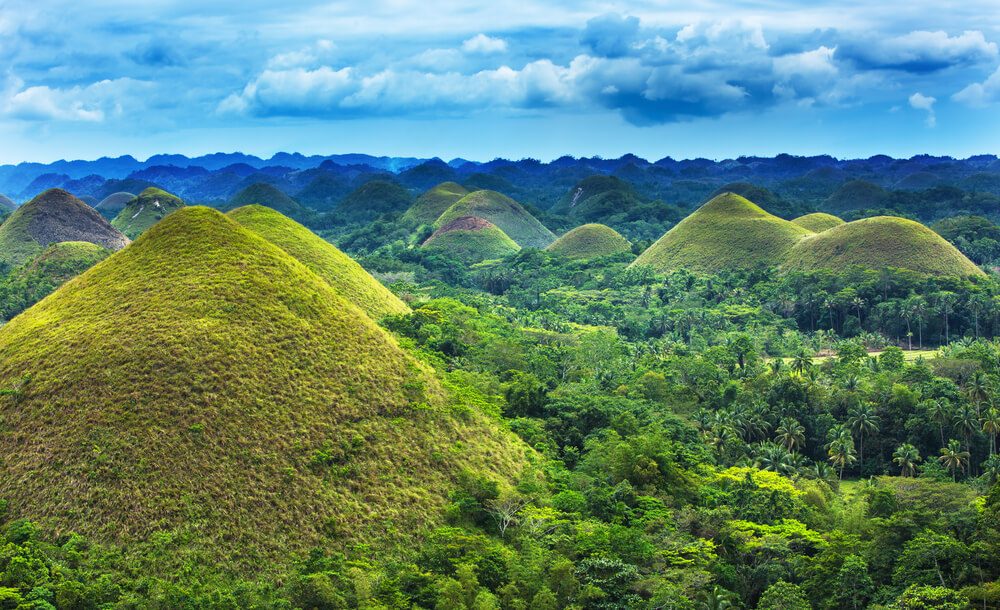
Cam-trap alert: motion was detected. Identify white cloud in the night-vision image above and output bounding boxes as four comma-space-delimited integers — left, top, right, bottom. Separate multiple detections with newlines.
842, 30, 997, 72
908, 92, 936, 127
952, 65, 1000, 107
462, 34, 507, 54
2, 78, 148, 122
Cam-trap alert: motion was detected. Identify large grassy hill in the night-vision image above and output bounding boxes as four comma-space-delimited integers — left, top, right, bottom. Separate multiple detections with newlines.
402, 181, 469, 227
630, 193, 811, 273
0, 206, 529, 572
791, 213, 845, 233
111, 187, 185, 239
546, 223, 632, 259
782, 216, 985, 277
0, 188, 129, 269
422, 215, 521, 263
227, 204, 409, 319
225, 182, 307, 218
436, 190, 556, 249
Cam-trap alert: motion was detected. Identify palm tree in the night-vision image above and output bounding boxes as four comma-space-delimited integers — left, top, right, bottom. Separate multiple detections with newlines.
911, 295, 928, 349
937, 292, 956, 345
696, 586, 736, 610
938, 439, 970, 482
981, 407, 1000, 456
954, 403, 981, 453
775, 417, 806, 453
849, 402, 881, 474
769, 359, 785, 376
901, 299, 915, 351
754, 442, 794, 474
828, 436, 858, 482
791, 351, 813, 376
892, 443, 921, 477
983, 454, 1000, 485
852, 295, 866, 328
926, 399, 951, 448
967, 371, 989, 418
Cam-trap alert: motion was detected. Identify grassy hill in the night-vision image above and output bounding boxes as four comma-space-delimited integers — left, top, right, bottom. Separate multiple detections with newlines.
227, 204, 409, 319
546, 223, 632, 259
0, 188, 129, 270
226, 182, 307, 218
336, 180, 414, 223
825, 180, 890, 212
782, 216, 985, 277
95, 191, 135, 219
791, 213, 845, 233
18, 241, 110, 283
111, 187, 185, 239
402, 181, 469, 227
436, 190, 556, 249
551, 176, 645, 220
0, 206, 528, 572
422, 215, 521, 263
0, 193, 16, 211
630, 193, 811, 273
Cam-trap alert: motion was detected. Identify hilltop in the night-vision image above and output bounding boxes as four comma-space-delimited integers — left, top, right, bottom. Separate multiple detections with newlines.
546, 223, 632, 259
825, 180, 890, 212
551, 175, 645, 221
436, 190, 556, 249
0, 206, 528, 570
791, 213, 845, 233
422, 215, 520, 263
0, 188, 129, 269
630, 193, 811, 273
402, 181, 469, 227
782, 216, 985, 277
227, 205, 409, 319
226, 182, 307, 218
95, 191, 135, 219
335, 180, 414, 223
111, 187, 185, 239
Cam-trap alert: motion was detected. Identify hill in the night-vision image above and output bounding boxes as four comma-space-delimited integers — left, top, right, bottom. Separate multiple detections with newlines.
0, 207, 528, 570
422, 215, 520, 263
111, 187, 185, 239
17, 241, 110, 282
782, 216, 985, 277
551, 175, 645, 221
226, 182, 307, 217
630, 193, 811, 273
791, 213, 845, 233
227, 205, 409, 319
435, 190, 556, 249
95, 191, 135, 219
0, 188, 129, 269
335, 180, 414, 223
546, 223, 632, 259
0, 193, 15, 211
295, 174, 352, 212
825, 180, 890, 212
402, 181, 470, 227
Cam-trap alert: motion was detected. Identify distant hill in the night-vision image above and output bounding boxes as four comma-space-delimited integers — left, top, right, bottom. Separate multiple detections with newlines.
402, 182, 470, 227
226, 182, 307, 217
825, 180, 890, 212
422, 215, 520, 263
551, 175, 645, 220
791, 213, 845, 233
435, 190, 556, 249
0, 206, 528, 566
112, 187, 185, 239
294, 174, 353, 212
0, 188, 129, 269
546, 223, 632, 259
630, 193, 811, 274
335, 180, 414, 222
227, 205, 409, 320
77, 195, 99, 207
0, 193, 16, 211
782, 216, 985, 277
95, 192, 136, 219
17, 241, 110, 283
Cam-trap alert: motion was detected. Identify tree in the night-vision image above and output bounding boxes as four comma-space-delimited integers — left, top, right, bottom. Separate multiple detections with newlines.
791, 351, 813, 376
484, 495, 530, 538
828, 435, 857, 482
774, 417, 806, 453
925, 399, 951, 448
953, 403, 980, 454
848, 402, 881, 474
981, 407, 1000, 456
910, 295, 928, 349
695, 586, 737, 610
888, 585, 967, 609
756, 580, 810, 610
938, 439, 970, 482
893, 443, 921, 477
836, 555, 874, 610
936, 292, 956, 345
966, 370, 989, 418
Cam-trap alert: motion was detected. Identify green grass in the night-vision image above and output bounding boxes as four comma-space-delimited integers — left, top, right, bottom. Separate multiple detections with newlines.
112, 187, 185, 239
225, 182, 306, 217
402, 181, 469, 227
435, 190, 556, 249
782, 216, 985, 277
551, 175, 643, 219
546, 223, 632, 259
422, 216, 521, 263
227, 204, 410, 320
0, 206, 529, 574
791, 213, 845, 233
630, 193, 812, 274
19, 241, 110, 282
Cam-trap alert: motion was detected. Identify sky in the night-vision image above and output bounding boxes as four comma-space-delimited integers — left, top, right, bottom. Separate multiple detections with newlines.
1, 0, 999, 164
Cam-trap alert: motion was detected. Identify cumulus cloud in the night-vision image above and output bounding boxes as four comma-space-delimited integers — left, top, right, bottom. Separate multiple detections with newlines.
2, 78, 150, 122
952, 65, 1000, 107
909, 92, 936, 127
840, 30, 997, 73
462, 34, 506, 54
581, 13, 640, 58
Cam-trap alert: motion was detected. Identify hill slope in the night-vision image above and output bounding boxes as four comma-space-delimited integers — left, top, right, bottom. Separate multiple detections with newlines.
436, 190, 556, 249
0, 207, 528, 569
111, 187, 185, 239
791, 213, 845, 233
1, 193, 18, 211
95, 192, 135, 218
335, 180, 414, 222
551, 175, 644, 220
227, 205, 409, 319
402, 181, 470, 227
0, 188, 129, 269
422, 215, 521, 263
783, 216, 985, 277
546, 223, 632, 259
226, 182, 307, 217
630, 193, 811, 273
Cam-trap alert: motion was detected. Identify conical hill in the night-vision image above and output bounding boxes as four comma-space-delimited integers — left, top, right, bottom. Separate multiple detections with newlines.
95, 191, 135, 217
791, 213, 845, 233
0, 207, 528, 566
227, 205, 409, 319
0, 188, 129, 269
630, 193, 811, 273
402, 181, 469, 226
546, 223, 632, 259
111, 187, 185, 239
226, 182, 307, 217
0, 193, 16, 211
422, 215, 520, 263
782, 216, 985, 277
17, 241, 110, 284
435, 190, 555, 249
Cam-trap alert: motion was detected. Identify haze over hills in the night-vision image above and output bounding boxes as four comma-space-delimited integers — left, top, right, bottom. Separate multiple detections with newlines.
422, 215, 521, 263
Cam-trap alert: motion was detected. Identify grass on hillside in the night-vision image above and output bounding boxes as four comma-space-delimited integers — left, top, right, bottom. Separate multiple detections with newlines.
0, 206, 530, 576
546, 223, 632, 259
402, 181, 469, 227
226, 182, 305, 216
435, 190, 556, 249
630, 193, 811, 274
423, 220, 521, 263
227, 204, 409, 319
19, 241, 110, 281
112, 187, 185, 239
782, 216, 985, 278
791, 212, 845, 233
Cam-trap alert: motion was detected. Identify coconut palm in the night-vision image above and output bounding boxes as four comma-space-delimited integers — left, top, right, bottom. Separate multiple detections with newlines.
791, 351, 813, 376
967, 371, 989, 418
828, 435, 857, 482
925, 399, 951, 448
775, 417, 806, 453
954, 403, 981, 453
911, 295, 928, 349
938, 439, 970, 482
892, 443, 921, 477
696, 586, 737, 610
982, 408, 1000, 456
983, 454, 1000, 485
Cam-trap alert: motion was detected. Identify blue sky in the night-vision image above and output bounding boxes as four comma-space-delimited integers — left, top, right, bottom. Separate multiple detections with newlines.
2, 0, 999, 163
